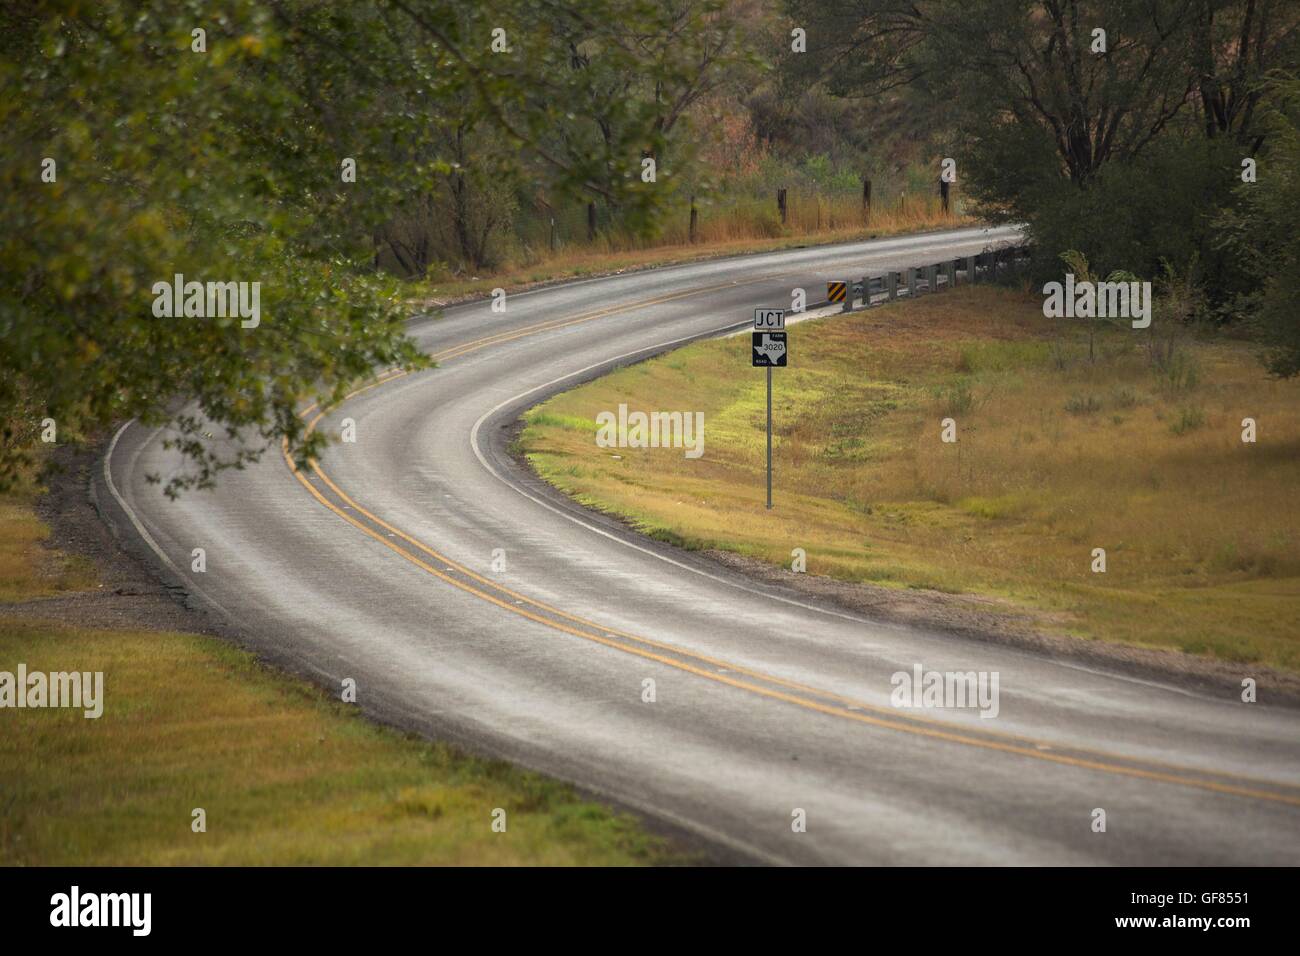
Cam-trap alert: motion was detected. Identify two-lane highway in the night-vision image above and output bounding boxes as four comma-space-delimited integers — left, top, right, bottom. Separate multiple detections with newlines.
101, 226, 1300, 864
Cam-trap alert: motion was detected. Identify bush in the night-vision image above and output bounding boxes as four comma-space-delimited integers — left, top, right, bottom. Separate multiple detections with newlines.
1214, 77, 1300, 377
936, 379, 975, 415
994, 137, 1243, 289
1169, 406, 1206, 435
1112, 386, 1139, 408
1065, 394, 1102, 415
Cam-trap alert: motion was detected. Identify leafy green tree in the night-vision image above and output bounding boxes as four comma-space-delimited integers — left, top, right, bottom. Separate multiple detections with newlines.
1215, 75, 1300, 376
1, 0, 729, 493
782, 0, 1297, 318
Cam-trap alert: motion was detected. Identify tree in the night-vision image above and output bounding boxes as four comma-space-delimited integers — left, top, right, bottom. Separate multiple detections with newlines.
785, 1, 1209, 189
1215, 75, 1300, 376
1193, 0, 1300, 146
1, 0, 720, 493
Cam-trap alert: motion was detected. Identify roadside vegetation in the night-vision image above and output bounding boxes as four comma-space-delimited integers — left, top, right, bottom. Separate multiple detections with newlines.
9, 3, 1292, 495
0, 478, 684, 865
411, 196, 963, 304
2, 2, 957, 496
521, 286, 1300, 670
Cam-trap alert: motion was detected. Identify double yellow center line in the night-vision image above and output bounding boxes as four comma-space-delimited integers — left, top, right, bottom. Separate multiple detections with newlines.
284, 284, 1300, 809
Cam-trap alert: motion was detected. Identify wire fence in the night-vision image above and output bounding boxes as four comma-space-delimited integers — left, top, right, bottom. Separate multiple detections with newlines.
509, 180, 965, 255
378, 179, 966, 276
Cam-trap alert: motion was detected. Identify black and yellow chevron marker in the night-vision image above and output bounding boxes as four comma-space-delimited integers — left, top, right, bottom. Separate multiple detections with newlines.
827, 281, 847, 303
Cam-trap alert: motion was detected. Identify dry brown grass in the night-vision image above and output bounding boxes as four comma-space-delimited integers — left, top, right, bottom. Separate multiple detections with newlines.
412, 197, 964, 303
0, 478, 94, 602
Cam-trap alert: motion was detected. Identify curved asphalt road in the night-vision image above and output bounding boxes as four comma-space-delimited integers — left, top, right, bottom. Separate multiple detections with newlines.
101, 226, 1300, 865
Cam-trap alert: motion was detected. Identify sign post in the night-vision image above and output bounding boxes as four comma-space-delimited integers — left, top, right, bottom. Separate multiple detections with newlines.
752, 309, 787, 509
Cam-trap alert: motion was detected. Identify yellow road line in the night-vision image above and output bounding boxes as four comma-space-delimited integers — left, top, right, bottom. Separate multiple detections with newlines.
282, 281, 1300, 809
284, 447, 1300, 808
307, 452, 1300, 792
298, 274, 777, 419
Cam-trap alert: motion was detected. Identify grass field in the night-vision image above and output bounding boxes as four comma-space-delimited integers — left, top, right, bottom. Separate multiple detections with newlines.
0, 483, 683, 866
521, 286, 1300, 670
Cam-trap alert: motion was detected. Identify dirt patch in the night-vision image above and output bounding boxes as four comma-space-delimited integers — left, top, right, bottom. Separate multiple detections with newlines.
0, 436, 219, 636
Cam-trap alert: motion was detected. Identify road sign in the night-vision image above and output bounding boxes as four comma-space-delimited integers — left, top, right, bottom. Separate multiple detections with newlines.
754, 307, 785, 331
827, 281, 847, 304
752, 331, 787, 367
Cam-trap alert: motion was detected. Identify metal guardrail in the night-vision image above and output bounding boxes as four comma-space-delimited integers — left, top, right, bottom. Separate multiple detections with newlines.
822, 244, 1032, 313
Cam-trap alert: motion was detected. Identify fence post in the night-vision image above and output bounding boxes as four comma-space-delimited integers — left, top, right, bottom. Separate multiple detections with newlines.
587, 201, 596, 242
886, 271, 897, 300
965, 255, 977, 284
549, 217, 556, 253
777, 187, 787, 225
689, 195, 698, 243
906, 268, 917, 297
925, 264, 938, 293
862, 177, 872, 222
940, 178, 951, 215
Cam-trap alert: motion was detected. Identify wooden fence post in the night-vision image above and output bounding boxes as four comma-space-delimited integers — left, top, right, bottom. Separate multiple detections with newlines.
862, 177, 872, 222
940, 178, 951, 215
689, 196, 698, 243
587, 201, 596, 242
549, 217, 556, 252
777, 187, 788, 225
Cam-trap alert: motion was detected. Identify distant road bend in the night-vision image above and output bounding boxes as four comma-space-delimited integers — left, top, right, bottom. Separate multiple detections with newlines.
102, 226, 1300, 865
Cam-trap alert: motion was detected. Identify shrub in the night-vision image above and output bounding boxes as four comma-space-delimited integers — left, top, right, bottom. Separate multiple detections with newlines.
1169, 406, 1206, 435
1065, 394, 1102, 415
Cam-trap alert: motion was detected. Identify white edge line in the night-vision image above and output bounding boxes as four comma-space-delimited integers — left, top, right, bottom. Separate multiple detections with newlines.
105, 427, 791, 865
468, 324, 912, 632
103, 420, 237, 620
462, 264, 1250, 703
415, 224, 1023, 320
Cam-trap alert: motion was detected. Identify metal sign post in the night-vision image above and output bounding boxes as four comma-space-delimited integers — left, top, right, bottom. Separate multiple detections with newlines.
752, 309, 787, 509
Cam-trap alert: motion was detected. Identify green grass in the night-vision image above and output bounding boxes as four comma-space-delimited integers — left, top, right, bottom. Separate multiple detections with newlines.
520, 286, 1300, 671
0, 486, 685, 865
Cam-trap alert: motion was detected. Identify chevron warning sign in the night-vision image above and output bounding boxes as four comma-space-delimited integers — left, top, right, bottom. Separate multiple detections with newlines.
827, 281, 847, 304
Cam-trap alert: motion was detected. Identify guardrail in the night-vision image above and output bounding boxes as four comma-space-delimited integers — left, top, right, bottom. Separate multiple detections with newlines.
824, 244, 1031, 313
